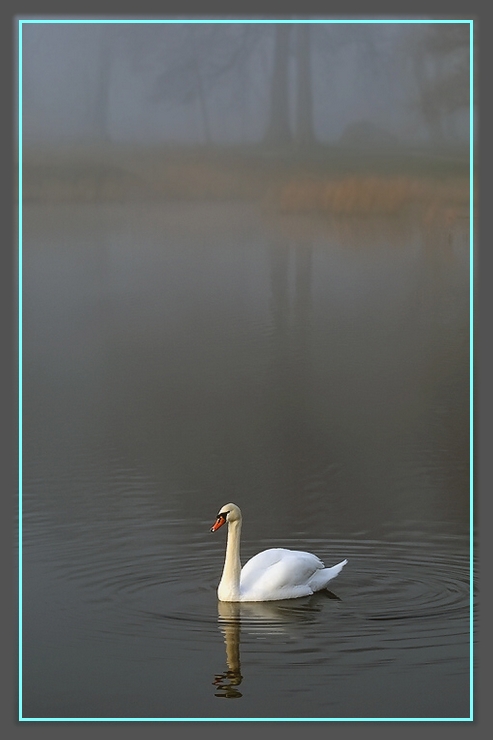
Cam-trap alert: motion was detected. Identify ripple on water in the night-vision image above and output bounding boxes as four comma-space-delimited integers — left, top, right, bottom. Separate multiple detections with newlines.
40, 530, 472, 658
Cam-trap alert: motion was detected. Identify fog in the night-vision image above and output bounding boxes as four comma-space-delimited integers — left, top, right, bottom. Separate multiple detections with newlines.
20, 20, 470, 149
19, 20, 472, 721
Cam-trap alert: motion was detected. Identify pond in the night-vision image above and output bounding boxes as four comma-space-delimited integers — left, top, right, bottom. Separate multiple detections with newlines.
20, 200, 473, 720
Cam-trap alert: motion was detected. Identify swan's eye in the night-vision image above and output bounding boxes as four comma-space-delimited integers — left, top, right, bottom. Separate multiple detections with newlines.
211, 512, 228, 533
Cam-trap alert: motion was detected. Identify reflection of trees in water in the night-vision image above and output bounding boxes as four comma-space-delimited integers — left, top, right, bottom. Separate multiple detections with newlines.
328, 213, 413, 252
267, 236, 323, 516
417, 209, 469, 317
67, 205, 469, 532
265, 209, 470, 528
412, 214, 470, 515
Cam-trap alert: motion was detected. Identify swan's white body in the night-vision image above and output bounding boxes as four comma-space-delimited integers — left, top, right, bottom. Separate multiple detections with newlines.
210, 503, 347, 602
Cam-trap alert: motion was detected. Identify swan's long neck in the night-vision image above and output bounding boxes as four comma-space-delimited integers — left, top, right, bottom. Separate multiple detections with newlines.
217, 518, 242, 602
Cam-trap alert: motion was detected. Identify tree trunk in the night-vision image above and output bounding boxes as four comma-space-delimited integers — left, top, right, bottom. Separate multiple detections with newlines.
294, 24, 315, 147
413, 53, 445, 143
193, 53, 212, 144
192, 27, 212, 145
264, 24, 292, 146
93, 27, 112, 143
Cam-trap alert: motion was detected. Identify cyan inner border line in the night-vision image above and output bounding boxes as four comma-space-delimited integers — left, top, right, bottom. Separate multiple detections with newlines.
19, 717, 474, 722
468, 19, 475, 722
17, 16, 475, 723
18, 18, 472, 24
18, 19, 23, 724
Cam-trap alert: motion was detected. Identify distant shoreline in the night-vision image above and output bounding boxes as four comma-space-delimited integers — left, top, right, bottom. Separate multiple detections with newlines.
18, 143, 470, 219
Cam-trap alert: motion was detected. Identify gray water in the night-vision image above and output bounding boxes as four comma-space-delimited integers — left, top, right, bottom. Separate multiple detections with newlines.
21, 201, 473, 720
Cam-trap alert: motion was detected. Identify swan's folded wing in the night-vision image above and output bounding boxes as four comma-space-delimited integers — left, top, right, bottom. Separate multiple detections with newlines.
240, 548, 325, 600
240, 548, 289, 588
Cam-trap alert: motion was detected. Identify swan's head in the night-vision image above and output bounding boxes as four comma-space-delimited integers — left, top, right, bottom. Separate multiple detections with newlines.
210, 503, 242, 532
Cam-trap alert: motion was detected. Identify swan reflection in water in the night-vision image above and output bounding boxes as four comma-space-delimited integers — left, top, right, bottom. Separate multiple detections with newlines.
213, 601, 243, 698
213, 592, 340, 699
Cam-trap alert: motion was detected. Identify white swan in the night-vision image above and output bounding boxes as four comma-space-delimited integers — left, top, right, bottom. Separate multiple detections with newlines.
210, 503, 347, 602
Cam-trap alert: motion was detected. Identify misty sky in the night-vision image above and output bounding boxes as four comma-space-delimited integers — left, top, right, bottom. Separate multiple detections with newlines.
19, 21, 470, 147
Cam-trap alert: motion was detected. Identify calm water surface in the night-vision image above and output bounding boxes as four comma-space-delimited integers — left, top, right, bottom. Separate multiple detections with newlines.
21, 202, 473, 719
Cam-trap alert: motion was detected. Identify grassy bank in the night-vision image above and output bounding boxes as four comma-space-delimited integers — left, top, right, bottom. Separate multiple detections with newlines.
19, 143, 470, 220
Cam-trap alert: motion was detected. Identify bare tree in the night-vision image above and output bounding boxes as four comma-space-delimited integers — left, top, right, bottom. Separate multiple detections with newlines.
263, 24, 292, 145
141, 23, 318, 148
92, 25, 114, 143
149, 24, 261, 145
294, 24, 315, 147
151, 26, 214, 143
409, 24, 470, 142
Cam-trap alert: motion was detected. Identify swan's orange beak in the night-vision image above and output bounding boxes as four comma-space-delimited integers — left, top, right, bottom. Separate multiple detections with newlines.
210, 514, 226, 532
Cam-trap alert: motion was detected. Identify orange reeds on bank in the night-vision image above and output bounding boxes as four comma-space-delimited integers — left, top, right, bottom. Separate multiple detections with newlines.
276, 175, 469, 219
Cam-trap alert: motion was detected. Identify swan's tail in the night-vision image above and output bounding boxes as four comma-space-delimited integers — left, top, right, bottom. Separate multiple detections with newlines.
310, 558, 348, 592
